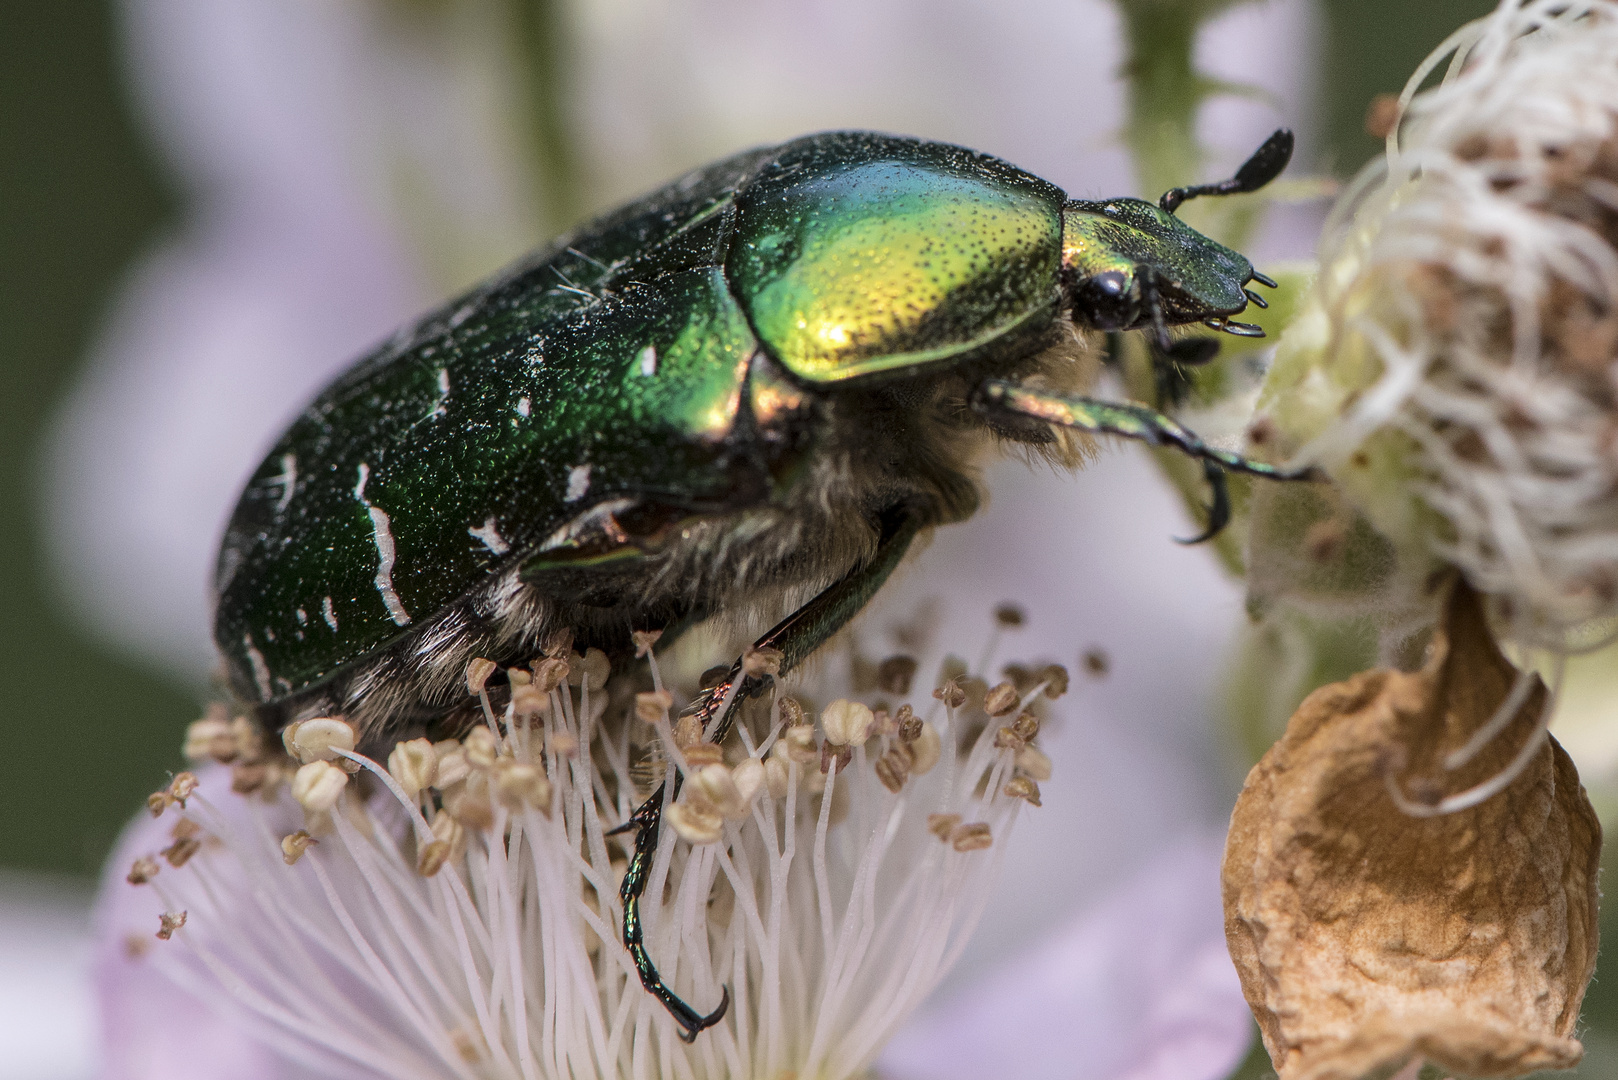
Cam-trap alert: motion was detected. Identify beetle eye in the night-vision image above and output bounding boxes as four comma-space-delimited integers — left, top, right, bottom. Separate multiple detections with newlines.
1073, 270, 1137, 330
1090, 270, 1127, 297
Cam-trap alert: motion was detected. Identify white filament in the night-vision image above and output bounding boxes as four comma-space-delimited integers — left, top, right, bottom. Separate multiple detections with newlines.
136, 660, 1029, 1079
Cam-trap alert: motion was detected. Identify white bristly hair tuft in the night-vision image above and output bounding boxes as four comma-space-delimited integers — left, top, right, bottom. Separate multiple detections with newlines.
1268, 0, 1618, 651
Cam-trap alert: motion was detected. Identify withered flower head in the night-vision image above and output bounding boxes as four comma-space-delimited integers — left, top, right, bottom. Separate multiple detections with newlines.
1223, 581, 1600, 1080
1254, 0, 1618, 651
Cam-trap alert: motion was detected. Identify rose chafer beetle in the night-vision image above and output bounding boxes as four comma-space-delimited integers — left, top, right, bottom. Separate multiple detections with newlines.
215, 127, 1308, 1040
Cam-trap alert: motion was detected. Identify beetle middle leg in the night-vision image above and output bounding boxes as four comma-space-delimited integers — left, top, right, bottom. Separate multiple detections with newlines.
611, 505, 926, 1041
973, 378, 1317, 541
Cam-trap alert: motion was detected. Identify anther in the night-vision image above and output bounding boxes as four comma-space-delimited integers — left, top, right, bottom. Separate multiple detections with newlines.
934, 680, 967, 709
690, 764, 747, 819
169, 772, 200, 807
292, 761, 348, 814
778, 696, 807, 728
1016, 746, 1053, 781
463, 726, 499, 770
743, 645, 784, 678
983, 681, 1020, 717
1011, 713, 1040, 741
673, 715, 703, 748
775, 724, 819, 765
909, 723, 942, 775
896, 704, 922, 742
877, 655, 919, 695
283, 718, 357, 765
162, 836, 201, 868
541, 627, 574, 658
465, 657, 498, 696
532, 656, 569, 692
511, 680, 550, 717
928, 812, 962, 841
127, 856, 160, 885
820, 741, 852, 775
731, 759, 765, 810
1004, 777, 1043, 807
950, 822, 993, 852
434, 741, 471, 789
493, 761, 553, 814
156, 911, 187, 941
388, 738, 437, 799
764, 757, 790, 799
281, 830, 317, 865
184, 712, 237, 763
682, 744, 724, 769
822, 699, 875, 745
875, 746, 912, 793
668, 800, 724, 844
632, 628, 663, 657
994, 603, 1026, 627
230, 761, 273, 795
635, 690, 674, 723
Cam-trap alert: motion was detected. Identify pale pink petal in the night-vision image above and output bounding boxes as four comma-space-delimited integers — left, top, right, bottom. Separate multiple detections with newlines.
879, 831, 1252, 1080
92, 767, 294, 1080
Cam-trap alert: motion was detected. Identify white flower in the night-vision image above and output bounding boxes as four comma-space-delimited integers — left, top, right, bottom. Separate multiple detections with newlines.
103, 634, 1064, 1080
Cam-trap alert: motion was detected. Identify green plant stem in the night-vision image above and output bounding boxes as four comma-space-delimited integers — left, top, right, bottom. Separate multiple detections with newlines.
512, 0, 584, 234
1120, 4, 1205, 206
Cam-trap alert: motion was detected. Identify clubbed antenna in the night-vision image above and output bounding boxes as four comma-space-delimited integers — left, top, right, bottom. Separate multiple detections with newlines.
1160, 129, 1295, 215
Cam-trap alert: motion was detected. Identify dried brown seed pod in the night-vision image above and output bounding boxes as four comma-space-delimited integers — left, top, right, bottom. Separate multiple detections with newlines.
1223, 583, 1600, 1080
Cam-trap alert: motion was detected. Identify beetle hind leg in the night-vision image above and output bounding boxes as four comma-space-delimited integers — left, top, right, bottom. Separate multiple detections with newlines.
613, 505, 926, 1041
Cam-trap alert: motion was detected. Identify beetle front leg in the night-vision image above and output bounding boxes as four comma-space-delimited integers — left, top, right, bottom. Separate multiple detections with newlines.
612, 505, 926, 1041
974, 378, 1317, 541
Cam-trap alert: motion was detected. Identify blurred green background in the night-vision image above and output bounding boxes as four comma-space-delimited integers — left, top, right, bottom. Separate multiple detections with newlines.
3, 0, 1495, 882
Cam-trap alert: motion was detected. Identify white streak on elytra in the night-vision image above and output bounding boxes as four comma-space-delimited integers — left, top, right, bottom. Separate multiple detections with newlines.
639, 344, 657, 377
353, 462, 410, 626
243, 634, 273, 701
424, 368, 450, 421
517, 397, 531, 417
367, 506, 411, 626
565, 464, 592, 502
468, 515, 510, 555
271, 453, 297, 513
322, 596, 338, 631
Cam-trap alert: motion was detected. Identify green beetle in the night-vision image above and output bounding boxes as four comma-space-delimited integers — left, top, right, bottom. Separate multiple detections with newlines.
214, 127, 1307, 1039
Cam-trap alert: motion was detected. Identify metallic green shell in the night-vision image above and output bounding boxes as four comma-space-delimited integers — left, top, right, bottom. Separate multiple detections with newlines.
214, 133, 1073, 703
215, 148, 779, 700
1061, 198, 1252, 319
730, 133, 1065, 382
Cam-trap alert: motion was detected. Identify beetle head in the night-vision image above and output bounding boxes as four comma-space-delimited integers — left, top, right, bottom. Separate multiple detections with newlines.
1058, 128, 1292, 345
1059, 197, 1256, 332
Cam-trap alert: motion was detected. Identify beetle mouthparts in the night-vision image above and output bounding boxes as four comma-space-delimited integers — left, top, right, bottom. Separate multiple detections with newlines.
1203, 316, 1266, 338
